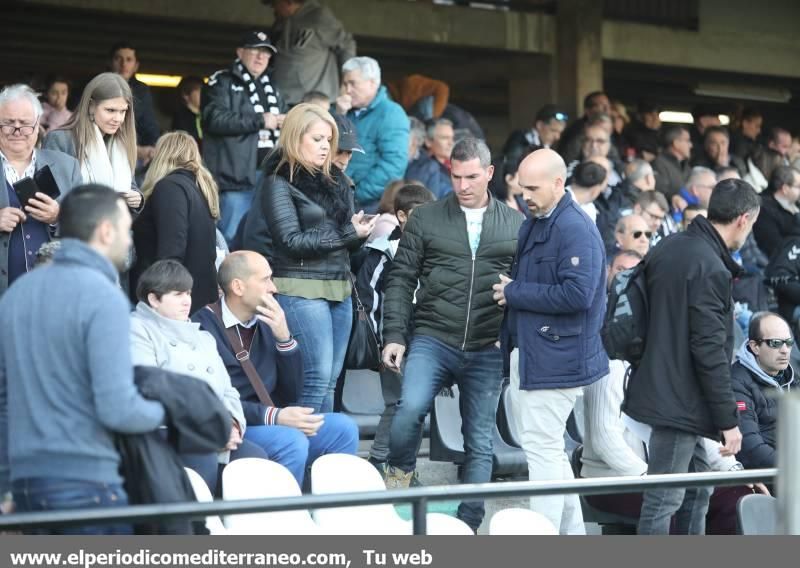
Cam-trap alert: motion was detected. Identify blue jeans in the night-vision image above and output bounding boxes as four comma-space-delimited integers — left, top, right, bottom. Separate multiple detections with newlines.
218, 171, 262, 243
638, 426, 713, 535
276, 294, 353, 413
388, 335, 503, 530
244, 414, 359, 486
12, 478, 132, 535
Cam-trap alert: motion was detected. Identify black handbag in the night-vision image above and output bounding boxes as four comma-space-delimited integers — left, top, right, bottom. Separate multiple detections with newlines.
344, 273, 382, 370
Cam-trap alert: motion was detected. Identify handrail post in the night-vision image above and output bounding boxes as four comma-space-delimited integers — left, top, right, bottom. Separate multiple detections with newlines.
412, 498, 427, 535
778, 392, 800, 534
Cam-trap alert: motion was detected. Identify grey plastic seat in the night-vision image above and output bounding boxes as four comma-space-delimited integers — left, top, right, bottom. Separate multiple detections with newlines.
737, 494, 777, 535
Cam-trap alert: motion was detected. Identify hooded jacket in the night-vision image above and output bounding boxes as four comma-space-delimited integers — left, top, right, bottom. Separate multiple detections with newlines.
731, 341, 794, 469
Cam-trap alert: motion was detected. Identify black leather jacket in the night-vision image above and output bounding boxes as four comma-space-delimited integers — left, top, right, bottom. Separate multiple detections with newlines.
242, 159, 362, 281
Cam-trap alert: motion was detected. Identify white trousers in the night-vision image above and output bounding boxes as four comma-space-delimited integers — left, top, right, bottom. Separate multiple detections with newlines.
508, 348, 586, 535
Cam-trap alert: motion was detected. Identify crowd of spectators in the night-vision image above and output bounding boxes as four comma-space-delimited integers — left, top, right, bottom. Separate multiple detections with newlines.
0, 0, 799, 536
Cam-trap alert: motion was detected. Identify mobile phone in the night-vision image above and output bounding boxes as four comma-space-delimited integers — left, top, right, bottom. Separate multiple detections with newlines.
360, 214, 378, 223
34, 166, 62, 200
12, 177, 40, 210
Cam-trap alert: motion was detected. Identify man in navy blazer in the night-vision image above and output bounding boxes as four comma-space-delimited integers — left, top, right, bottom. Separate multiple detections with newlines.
0, 84, 82, 296
494, 149, 609, 534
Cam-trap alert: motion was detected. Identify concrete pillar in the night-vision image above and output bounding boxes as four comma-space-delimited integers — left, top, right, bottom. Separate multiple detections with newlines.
778, 392, 800, 534
556, 0, 603, 120
508, 55, 557, 133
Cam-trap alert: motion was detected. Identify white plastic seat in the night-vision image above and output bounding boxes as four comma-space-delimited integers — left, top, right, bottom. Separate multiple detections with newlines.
489, 508, 559, 535
311, 453, 473, 535
221, 458, 319, 535
184, 467, 227, 535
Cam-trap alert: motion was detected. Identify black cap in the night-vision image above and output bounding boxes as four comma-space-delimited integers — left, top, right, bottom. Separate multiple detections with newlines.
535, 104, 568, 123
240, 31, 277, 53
333, 113, 365, 154
573, 162, 607, 188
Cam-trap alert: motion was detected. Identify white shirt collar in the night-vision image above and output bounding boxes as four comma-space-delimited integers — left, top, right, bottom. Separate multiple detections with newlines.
0, 149, 36, 185
220, 296, 258, 329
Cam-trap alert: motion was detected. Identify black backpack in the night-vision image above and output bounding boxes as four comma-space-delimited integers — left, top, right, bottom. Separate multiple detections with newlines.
601, 261, 649, 366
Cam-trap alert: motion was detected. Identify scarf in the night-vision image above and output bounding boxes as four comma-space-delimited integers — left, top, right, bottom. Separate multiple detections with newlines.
275, 161, 351, 226
236, 59, 280, 149
81, 124, 132, 193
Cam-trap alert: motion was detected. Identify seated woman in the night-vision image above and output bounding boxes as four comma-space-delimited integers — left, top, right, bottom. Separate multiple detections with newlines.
129, 259, 268, 494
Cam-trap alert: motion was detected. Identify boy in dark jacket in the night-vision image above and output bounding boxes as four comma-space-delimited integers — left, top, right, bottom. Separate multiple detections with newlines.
731, 312, 795, 469
357, 185, 435, 473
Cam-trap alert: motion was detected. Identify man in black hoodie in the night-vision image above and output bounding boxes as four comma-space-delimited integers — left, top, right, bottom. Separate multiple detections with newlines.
623, 178, 761, 535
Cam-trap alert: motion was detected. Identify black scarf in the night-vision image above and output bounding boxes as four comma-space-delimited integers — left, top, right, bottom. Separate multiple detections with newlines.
275, 161, 351, 226
235, 59, 280, 149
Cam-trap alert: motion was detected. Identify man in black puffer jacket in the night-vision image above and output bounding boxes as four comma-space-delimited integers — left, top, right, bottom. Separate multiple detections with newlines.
731, 312, 795, 470
381, 138, 522, 532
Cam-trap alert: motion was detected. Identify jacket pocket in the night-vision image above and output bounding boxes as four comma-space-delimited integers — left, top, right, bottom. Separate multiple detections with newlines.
533, 324, 583, 376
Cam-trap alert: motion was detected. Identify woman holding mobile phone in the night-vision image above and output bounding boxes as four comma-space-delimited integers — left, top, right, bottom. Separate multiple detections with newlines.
242, 103, 375, 413
43, 72, 144, 215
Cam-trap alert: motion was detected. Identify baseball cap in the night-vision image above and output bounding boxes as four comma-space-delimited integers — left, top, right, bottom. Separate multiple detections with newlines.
240, 31, 277, 53
334, 113, 365, 154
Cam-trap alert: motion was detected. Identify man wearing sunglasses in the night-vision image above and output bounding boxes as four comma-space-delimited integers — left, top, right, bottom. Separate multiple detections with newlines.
731, 312, 794, 470
623, 178, 761, 534
614, 214, 651, 257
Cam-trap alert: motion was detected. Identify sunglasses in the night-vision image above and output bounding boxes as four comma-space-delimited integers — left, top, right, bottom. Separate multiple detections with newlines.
756, 338, 795, 349
632, 230, 653, 239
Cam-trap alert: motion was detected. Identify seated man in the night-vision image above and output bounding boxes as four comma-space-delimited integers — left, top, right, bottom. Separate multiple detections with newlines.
731, 312, 794, 469
193, 250, 358, 485
613, 214, 651, 257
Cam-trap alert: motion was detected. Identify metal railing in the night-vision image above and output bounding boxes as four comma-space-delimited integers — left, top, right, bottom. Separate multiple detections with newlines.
0, 468, 777, 535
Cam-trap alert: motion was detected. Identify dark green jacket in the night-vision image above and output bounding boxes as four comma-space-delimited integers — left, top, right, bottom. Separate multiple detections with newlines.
382, 192, 522, 351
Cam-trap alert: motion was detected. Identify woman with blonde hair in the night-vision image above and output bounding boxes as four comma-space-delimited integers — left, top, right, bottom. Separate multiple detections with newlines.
130, 131, 220, 314
242, 103, 375, 413
43, 72, 143, 213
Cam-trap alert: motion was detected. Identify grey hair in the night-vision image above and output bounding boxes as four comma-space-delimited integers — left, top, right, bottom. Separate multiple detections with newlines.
451, 137, 491, 168
425, 118, 453, 140
342, 56, 381, 83
625, 159, 653, 183
688, 166, 716, 186
409, 116, 425, 147
0, 84, 44, 120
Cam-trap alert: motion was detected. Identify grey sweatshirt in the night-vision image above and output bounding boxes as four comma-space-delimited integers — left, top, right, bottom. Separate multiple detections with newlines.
0, 239, 165, 493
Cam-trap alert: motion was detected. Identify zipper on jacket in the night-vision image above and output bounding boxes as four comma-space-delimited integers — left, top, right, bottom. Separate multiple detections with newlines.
461, 253, 477, 351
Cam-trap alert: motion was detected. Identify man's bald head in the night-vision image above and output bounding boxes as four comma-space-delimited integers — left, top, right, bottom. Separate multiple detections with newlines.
517, 149, 567, 218
218, 250, 264, 296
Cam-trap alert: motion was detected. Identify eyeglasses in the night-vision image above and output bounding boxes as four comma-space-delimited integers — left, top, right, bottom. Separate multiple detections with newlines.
0, 120, 38, 136
631, 230, 653, 239
755, 338, 794, 349
643, 210, 665, 223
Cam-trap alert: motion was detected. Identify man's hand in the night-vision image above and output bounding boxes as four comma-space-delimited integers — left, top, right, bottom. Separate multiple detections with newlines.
263, 113, 279, 130
25, 193, 60, 224
137, 145, 156, 165
0, 207, 26, 232
382, 343, 406, 374
671, 194, 688, 212
277, 406, 324, 436
276, 114, 287, 128
224, 423, 243, 451
719, 426, 743, 457
492, 274, 512, 306
256, 294, 292, 342
335, 94, 352, 115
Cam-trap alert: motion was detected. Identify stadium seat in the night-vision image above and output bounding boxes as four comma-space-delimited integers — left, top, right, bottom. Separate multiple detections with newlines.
184, 467, 228, 535
221, 458, 319, 535
340, 369, 384, 438
430, 385, 527, 478
737, 494, 777, 535
310, 453, 473, 535
489, 508, 558, 535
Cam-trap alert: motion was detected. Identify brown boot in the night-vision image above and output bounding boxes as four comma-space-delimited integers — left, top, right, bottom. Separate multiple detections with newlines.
384, 465, 414, 489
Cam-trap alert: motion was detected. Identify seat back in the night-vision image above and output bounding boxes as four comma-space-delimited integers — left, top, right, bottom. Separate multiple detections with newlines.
489, 508, 558, 535
341, 369, 384, 437
737, 494, 777, 535
184, 467, 227, 535
311, 453, 409, 534
221, 458, 318, 535
429, 386, 466, 463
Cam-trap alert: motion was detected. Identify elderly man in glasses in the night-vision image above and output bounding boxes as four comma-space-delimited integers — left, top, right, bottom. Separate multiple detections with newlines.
613, 214, 651, 257
0, 84, 81, 296
730, 312, 794, 470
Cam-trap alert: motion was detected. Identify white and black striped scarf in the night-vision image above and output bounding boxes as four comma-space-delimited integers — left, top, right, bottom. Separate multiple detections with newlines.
236, 59, 280, 148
